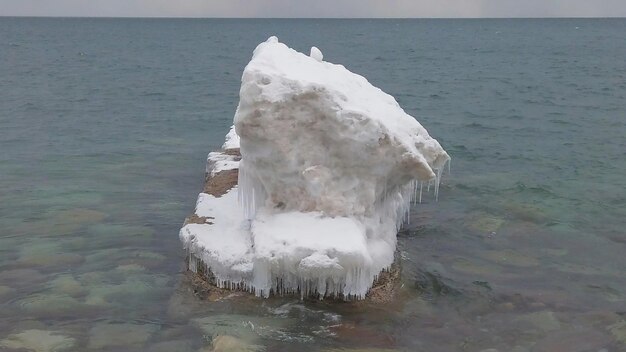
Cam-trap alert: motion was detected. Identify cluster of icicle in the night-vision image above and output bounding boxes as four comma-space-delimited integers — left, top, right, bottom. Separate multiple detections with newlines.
231, 162, 451, 300
185, 163, 450, 300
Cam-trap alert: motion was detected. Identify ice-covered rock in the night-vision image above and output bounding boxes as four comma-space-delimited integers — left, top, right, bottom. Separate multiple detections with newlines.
180, 36, 449, 300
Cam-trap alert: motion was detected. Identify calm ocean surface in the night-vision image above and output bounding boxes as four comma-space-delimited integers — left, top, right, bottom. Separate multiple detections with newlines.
1, 18, 625, 351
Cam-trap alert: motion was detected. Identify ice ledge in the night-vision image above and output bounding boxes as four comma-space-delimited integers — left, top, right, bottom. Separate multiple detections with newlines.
181, 146, 394, 299
179, 128, 439, 301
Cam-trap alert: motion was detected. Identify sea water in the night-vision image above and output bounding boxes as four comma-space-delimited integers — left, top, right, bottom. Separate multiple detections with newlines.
1, 18, 625, 351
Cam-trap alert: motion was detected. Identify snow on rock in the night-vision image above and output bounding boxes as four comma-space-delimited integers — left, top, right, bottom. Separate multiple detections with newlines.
181, 189, 253, 285
206, 126, 241, 175
206, 152, 239, 176
222, 125, 240, 150
310, 46, 323, 62
180, 36, 450, 300
251, 211, 370, 298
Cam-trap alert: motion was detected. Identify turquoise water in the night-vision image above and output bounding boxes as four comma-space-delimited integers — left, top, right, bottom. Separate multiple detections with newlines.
1, 18, 625, 351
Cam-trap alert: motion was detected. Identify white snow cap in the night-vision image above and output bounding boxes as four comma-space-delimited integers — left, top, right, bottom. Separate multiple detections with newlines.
181, 36, 450, 300
310, 46, 323, 62
237, 36, 450, 218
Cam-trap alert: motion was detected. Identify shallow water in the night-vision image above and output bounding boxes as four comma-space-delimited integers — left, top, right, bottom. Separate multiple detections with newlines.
1, 18, 625, 351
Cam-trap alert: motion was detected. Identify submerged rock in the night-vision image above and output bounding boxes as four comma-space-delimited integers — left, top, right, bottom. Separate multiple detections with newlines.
83, 275, 167, 307
88, 322, 159, 349
414, 270, 460, 298
327, 322, 396, 349
192, 314, 291, 343
450, 257, 501, 276
0, 329, 75, 352
480, 249, 540, 267
17, 240, 84, 268
466, 212, 505, 234
166, 272, 263, 323
148, 339, 195, 352
206, 335, 263, 352
502, 202, 551, 224
17, 293, 84, 316
532, 330, 609, 352
115, 263, 147, 272
0, 285, 15, 299
47, 275, 85, 297
516, 311, 561, 333
322, 349, 398, 352
608, 320, 626, 345
47, 208, 108, 235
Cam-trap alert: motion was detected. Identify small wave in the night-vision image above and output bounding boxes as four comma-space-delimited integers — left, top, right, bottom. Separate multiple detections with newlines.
499, 154, 533, 162
141, 92, 166, 97
523, 98, 557, 106
465, 122, 496, 130
510, 182, 559, 198
548, 118, 577, 126
451, 144, 467, 151
464, 111, 483, 119
513, 126, 540, 133
448, 145, 479, 160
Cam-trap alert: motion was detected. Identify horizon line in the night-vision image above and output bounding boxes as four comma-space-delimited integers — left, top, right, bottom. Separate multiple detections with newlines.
1, 15, 626, 20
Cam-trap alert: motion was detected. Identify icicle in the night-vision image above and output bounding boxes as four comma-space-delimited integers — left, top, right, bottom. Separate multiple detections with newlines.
238, 160, 267, 220
406, 199, 410, 225
189, 253, 197, 273
434, 167, 443, 201
419, 181, 423, 203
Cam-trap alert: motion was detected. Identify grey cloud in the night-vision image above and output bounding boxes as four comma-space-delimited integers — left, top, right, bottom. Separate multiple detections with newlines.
1, 0, 626, 17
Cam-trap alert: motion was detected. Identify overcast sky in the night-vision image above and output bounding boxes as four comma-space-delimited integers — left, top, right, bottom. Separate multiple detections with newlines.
2, 0, 626, 18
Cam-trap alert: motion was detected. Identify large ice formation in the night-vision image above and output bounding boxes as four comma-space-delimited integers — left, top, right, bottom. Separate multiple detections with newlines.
180, 36, 450, 300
